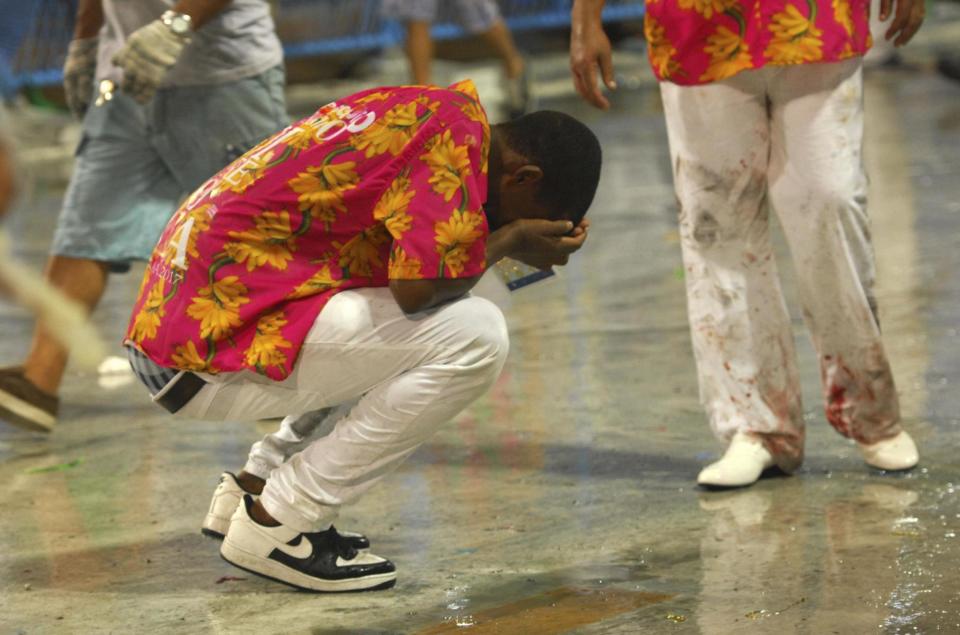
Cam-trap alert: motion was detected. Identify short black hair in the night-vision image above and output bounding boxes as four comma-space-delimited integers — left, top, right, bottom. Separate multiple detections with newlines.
497, 110, 602, 224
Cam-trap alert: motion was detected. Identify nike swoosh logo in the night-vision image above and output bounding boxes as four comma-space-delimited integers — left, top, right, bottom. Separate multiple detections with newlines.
274, 534, 312, 560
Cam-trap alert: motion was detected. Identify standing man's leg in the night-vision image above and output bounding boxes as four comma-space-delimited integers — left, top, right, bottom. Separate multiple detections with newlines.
766, 59, 917, 470
453, 0, 528, 117
661, 69, 807, 486
0, 92, 183, 432
0, 67, 288, 433
405, 20, 435, 85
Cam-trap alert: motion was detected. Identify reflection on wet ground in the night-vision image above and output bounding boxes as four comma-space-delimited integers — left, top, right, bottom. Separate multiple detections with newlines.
1, 67, 959, 633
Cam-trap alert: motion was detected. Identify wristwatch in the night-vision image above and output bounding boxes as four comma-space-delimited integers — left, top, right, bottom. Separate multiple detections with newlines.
161, 10, 193, 37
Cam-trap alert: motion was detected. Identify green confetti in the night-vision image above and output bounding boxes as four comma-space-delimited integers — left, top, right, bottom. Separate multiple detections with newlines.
673, 267, 685, 280
26, 459, 83, 474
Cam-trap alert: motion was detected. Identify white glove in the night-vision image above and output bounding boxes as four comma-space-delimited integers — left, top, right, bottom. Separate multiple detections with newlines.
111, 19, 189, 104
62, 37, 99, 117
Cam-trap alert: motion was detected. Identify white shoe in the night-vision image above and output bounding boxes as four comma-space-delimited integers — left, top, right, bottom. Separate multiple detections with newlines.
220, 495, 396, 592
202, 472, 244, 539
858, 431, 919, 471
697, 431, 776, 488
201, 472, 373, 550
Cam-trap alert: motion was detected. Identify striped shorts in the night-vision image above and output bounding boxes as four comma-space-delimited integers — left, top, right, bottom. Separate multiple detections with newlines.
127, 346, 180, 397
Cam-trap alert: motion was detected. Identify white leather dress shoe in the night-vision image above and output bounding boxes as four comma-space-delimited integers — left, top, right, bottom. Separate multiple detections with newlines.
858, 430, 919, 471
697, 431, 776, 488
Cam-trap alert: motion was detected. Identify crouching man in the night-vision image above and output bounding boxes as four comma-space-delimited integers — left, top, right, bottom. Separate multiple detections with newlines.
124, 80, 601, 592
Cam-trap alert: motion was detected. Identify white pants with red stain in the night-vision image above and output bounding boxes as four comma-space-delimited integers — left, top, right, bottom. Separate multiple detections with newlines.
178, 288, 509, 532
660, 58, 902, 471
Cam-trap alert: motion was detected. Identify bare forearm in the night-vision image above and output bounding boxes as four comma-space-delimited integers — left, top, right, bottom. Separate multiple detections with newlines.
572, 0, 606, 25
484, 225, 518, 267
74, 0, 104, 39
389, 277, 479, 314
172, 0, 234, 29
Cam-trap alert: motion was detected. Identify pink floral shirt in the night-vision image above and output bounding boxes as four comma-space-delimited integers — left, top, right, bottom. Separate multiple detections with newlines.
645, 0, 871, 85
126, 81, 490, 380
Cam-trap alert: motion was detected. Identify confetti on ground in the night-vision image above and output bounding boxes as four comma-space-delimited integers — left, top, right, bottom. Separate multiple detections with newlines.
665, 613, 687, 623
215, 576, 246, 584
26, 459, 82, 474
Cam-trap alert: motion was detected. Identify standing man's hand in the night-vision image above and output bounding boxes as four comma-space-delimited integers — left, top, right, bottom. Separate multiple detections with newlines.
112, 15, 190, 104
570, 0, 616, 110
879, 0, 925, 47
63, 38, 99, 118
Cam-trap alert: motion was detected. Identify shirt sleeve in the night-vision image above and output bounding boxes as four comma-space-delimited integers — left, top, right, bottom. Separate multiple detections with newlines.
381, 120, 489, 281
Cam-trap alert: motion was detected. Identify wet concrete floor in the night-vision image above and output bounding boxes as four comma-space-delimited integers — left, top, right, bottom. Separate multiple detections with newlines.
1, 65, 960, 634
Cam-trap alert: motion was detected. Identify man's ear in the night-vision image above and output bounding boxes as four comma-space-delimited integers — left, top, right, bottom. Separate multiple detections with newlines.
512, 165, 543, 186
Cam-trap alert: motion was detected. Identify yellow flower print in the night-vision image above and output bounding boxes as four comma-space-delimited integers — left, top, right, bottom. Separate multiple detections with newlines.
700, 25, 753, 82
832, 0, 854, 36
163, 204, 213, 266
373, 175, 415, 239
388, 246, 423, 280
224, 210, 298, 272
678, 0, 740, 19
421, 129, 472, 203
765, 3, 824, 65
645, 16, 682, 80
288, 264, 344, 299
288, 160, 359, 227
414, 95, 441, 111
186, 276, 250, 341
284, 119, 324, 151
334, 227, 390, 278
353, 102, 422, 158
130, 278, 166, 343
320, 161, 359, 189
171, 340, 210, 372
212, 149, 274, 197
134, 265, 153, 300
449, 80, 480, 102
245, 311, 292, 371
355, 91, 392, 106
434, 209, 485, 278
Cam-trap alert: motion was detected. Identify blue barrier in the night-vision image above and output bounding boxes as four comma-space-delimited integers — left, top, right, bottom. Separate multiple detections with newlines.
1, 0, 644, 97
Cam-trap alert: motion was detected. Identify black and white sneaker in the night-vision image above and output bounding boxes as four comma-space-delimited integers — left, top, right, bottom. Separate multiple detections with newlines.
202, 472, 371, 552
220, 495, 396, 592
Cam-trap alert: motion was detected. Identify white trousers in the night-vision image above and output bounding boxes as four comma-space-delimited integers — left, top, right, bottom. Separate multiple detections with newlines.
179, 288, 509, 532
660, 59, 902, 470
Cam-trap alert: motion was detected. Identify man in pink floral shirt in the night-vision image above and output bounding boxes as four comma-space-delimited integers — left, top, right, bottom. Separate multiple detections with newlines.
571, 0, 924, 488
126, 80, 601, 591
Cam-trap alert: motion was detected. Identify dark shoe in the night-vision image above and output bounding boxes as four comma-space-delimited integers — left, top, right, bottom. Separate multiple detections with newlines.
220, 495, 395, 592
0, 366, 58, 432
936, 52, 960, 83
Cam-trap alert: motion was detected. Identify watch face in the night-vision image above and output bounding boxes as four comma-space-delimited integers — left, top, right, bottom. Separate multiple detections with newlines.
171, 17, 190, 35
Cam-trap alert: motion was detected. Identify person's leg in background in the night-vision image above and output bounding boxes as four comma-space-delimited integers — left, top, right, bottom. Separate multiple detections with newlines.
0, 67, 289, 434
0, 91, 183, 433
766, 59, 918, 470
405, 19, 436, 85
383, 0, 530, 115
453, 0, 529, 117
661, 69, 807, 488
